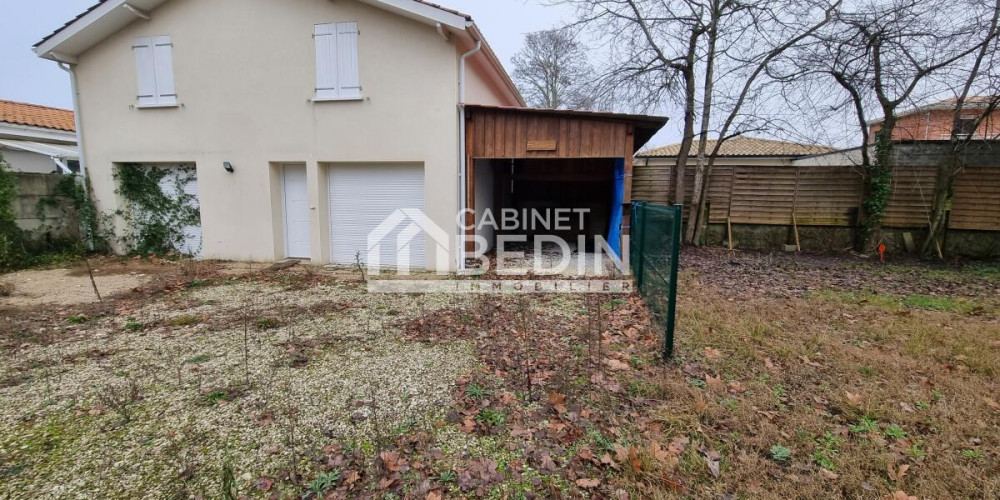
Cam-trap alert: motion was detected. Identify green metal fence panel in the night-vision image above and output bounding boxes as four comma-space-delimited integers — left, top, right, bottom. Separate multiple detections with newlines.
630, 202, 683, 359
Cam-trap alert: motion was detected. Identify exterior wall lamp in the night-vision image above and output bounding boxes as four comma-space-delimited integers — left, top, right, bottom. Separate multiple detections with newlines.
223, 162, 235, 173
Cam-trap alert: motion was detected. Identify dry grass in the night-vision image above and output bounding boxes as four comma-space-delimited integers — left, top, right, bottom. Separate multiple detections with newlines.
616, 262, 1000, 499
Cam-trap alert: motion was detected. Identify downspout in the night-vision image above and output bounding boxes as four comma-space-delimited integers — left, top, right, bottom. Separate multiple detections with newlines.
458, 38, 482, 270
58, 61, 94, 250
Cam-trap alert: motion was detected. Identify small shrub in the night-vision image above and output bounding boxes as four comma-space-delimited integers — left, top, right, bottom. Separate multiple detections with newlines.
770, 445, 792, 462
95, 377, 143, 424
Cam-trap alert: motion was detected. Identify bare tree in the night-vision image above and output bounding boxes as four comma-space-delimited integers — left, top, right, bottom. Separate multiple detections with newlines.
557, 0, 836, 242
554, 0, 707, 207
511, 29, 598, 109
922, 0, 1000, 257
688, 0, 840, 244
798, 0, 998, 251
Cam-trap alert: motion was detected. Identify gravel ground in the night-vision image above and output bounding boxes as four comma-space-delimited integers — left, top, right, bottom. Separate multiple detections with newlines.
0, 275, 476, 499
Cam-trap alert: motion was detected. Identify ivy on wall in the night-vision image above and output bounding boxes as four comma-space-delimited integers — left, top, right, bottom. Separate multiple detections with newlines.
114, 163, 200, 256
860, 135, 893, 247
0, 152, 26, 270
35, 173, 114, 254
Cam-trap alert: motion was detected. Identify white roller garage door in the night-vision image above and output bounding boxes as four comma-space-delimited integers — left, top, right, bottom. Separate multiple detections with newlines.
328, 164, 425, 268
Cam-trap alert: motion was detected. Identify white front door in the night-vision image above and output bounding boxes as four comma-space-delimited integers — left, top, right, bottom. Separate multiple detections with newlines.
282, 164, 311, 259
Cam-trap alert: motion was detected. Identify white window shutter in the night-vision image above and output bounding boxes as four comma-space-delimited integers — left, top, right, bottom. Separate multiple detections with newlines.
314, 23, 338, 99
336, 22, 360, 98
152, 36, 177, 105
133, 37, 157, 107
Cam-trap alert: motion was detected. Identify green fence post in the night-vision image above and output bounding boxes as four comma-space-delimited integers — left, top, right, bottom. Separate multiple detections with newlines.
663, 203, 683, 360
633, 202, 646, 292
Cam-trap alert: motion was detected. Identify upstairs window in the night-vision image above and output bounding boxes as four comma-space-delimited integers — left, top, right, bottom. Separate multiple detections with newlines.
955, 116, 977, 137
132, 36, 177, 107
314, 22, 361, 100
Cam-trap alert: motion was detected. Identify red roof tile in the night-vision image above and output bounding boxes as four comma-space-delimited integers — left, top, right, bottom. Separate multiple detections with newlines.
0, 99, 76, 132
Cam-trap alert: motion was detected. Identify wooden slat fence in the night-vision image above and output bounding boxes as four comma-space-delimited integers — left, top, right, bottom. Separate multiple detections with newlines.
632, 163, 999, 231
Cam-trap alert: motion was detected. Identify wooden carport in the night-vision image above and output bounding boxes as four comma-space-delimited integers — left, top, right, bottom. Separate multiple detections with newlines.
463, 104, 668, 252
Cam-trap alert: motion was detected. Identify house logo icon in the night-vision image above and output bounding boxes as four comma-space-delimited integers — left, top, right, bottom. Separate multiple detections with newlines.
367, 208, 450, 274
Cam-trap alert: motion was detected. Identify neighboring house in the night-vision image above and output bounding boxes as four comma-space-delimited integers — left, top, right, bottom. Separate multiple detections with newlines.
0, 99, 79, 174
33, 0, 664, 269
869, 96, 1000, 141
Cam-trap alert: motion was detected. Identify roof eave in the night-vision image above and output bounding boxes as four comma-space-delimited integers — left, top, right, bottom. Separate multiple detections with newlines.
35, 0, 471, 61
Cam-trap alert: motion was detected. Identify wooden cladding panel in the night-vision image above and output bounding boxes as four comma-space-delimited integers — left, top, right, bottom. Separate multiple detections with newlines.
882, 167, 936, 228
730, 167, 797, 224
631, 164, 731, 223
706, 166, 733, 223
951, 167, 1000, 230
795, 167, 863, 226
468, 108, 631, 159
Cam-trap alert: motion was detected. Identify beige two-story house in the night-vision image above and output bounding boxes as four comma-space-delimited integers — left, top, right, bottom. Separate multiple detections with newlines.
34, 0, 524, 270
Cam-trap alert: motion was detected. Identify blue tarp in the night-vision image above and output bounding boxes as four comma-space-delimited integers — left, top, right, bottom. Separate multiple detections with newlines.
607, 158, 625, 258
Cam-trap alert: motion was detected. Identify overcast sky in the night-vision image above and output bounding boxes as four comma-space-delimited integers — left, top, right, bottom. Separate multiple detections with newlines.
0, 0, 687, 146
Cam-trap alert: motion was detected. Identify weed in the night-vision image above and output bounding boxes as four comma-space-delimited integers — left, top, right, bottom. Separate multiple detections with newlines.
718, 397, 739, 411
308, 470, 341, 495
858, 365, 876, 377
203, 391, 229, 405
254, 317, 280, 330
689, 378, 707, 388
438, 469, 457, 483
773, 384, 787, 398
770, 445, 792, 462
884, 424, 908, 439
932, 390, 944, 401
220, 460, 237, 500
167, 315, 200, 327
849, 417, 879, 434
812, 432, 841, 470
629, 355, 647, 369
915, 401, 931, 410
589, 430, 616, 453
906, 442, 926, 459
185, 280, 206, 289
185, 354, 211, 364
476, 408, 505, 427
961, 449, 983, 460
66, 315, 88, 324
0, 282, 12, 297
465, 384, 493, 399
124, 319, 143, 332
